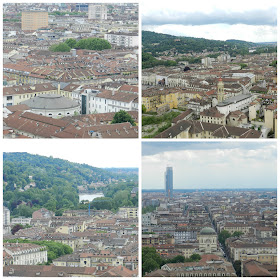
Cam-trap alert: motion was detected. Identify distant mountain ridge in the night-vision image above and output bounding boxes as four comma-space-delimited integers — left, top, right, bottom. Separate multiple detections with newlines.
3, 152, 138, 190
142, 31, 275, 56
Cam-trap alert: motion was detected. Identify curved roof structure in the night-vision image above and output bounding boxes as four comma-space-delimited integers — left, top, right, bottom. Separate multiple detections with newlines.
200, 227, 216, 235
21, 94, 79, 110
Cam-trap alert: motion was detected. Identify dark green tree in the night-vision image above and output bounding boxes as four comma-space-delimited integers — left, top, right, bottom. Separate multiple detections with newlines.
170, 255, 185, 263
75, 38, 111, 51
112, 110, 136, 126
142, 104, 147, 113
49, 43, 71, 52
11, 224, 24, 235
239, 63, 248, 69
218, 230, 231, 246
189, 253, 201, 262
65, 38, 77, 48
143, 259, 160, 275
233, 260, 241, 277
232, 231, 244, 237
269, 60, 277, 67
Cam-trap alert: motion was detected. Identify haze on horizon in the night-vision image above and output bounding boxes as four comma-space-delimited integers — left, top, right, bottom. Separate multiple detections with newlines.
3, 140, 139, 168
142, 0, 277, 43
142, 142, 277, 190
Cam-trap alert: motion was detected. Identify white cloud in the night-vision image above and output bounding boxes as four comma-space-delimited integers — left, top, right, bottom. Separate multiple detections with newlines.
142, 146, 277, 189
142, 0, 278, 42
143, 24, 277, 42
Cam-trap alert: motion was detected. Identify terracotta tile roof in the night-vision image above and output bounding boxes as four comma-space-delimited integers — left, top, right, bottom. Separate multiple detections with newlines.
6, 104, 30, 112
155, 120, 261, 139
200, 107, 225, 118
4, 111, 138, 138
119, 84, 138, 93
97, 90, 138, 103
244, 260, 273, 277
3, 83, 57, 96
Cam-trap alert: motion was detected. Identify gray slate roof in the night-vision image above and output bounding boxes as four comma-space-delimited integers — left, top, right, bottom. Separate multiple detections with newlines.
21, 94, 79, 110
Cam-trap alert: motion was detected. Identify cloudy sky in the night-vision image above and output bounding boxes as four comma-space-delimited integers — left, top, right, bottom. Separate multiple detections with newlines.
2, 139, 139, 168
142, 142, 277, 190
142, 0, 277, 42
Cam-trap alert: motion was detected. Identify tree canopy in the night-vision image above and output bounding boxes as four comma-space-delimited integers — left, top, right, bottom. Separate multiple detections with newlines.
112, 110, 136, 126
4, 239, 73, 264
64, 38, 77, 48
218, 230, 232, 246
50, 37, 111, 52
142, 246, 201, 275
49, 43, 71, 52
3, 153, 138, 216
75, 38, 111, 50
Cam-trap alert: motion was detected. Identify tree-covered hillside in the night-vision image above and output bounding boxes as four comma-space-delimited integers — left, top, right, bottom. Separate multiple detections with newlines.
142, 31, 276, 57
3, 153, 138, 216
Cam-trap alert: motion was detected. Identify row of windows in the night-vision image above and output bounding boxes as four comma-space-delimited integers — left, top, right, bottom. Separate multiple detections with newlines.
177, 273, 229, 277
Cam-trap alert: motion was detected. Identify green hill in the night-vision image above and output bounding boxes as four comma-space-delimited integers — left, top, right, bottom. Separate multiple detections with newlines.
142, 31, 277, 57
3, 153, 138, 216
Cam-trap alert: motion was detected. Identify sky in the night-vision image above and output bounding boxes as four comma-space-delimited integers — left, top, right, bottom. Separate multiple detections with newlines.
142, 0, 278, 42
2, 139, 140, 168
142, 142, 277, 190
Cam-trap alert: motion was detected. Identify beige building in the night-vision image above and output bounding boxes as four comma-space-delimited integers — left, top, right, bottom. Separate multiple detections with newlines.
118, 207, 138, 219
217, 77, 225, 102
223, 223, 251, 235
198, 227, 218, 254
80, 253, 123, 267
249, 101, 261, 121
88, 4, 107, 20
264, 104, 277, 132
156, 120, 262, 139
200, 107, 226, 125
3, 83, 74, 107
3, 243, 48, 265
150, 255, 237, 277
227, 241, 277, 264
176, 244, 198, 258
226, 110, 247, 126
21, 11, 48, 31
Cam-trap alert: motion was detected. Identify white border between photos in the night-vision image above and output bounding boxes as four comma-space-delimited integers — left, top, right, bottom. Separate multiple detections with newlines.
1, 0, 280, 279
0, 0, 141, 279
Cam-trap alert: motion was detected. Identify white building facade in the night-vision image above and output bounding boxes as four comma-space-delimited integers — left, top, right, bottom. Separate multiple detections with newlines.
216, 94, 254, 116
81, 89, 138, 114
104, 32, 138, 48
88, 4, 107, 20
4, 243, 48, 265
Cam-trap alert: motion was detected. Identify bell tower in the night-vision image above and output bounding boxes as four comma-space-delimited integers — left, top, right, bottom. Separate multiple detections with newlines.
217, 77, 225, 102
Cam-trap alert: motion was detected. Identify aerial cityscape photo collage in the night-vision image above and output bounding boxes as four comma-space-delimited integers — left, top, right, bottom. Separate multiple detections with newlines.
1, 0, 278, 278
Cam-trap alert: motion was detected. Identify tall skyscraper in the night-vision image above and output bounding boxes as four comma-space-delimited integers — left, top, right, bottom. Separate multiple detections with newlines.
165, 166, 173, 199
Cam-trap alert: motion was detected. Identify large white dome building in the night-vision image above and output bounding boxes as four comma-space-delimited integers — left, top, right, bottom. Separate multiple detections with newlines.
198, 227, 218, 254
21, 94, 80, 118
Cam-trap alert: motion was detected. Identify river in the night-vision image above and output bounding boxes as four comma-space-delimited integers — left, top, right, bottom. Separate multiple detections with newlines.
79, 193, 104, 202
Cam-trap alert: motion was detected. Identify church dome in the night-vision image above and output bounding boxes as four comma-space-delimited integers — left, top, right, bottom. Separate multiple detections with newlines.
200, 227, 216, 235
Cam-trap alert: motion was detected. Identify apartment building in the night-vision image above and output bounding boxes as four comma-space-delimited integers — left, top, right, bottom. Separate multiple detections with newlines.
21, 11, 48, 31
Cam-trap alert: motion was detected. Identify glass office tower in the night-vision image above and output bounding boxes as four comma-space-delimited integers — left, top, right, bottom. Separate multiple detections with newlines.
165, 166, 173, 199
